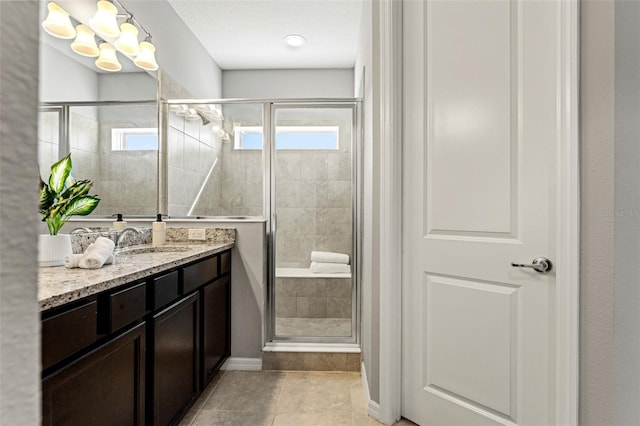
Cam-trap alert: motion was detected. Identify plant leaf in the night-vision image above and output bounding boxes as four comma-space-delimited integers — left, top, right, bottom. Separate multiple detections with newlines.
62, 195, 101, 217
39, 177, 55, 214
48, 154, 72, 195
60, 179, 92, 200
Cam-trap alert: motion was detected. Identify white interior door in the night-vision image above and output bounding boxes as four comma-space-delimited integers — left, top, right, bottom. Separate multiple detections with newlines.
401, 0, 560, 425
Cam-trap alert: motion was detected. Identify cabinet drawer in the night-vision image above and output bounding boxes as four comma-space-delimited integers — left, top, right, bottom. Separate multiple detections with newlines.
183, 256, 218, 294
152, 270, 180, 310
42, 300, 97, 370
220, 251, 231, 275
109, 282, 146, 333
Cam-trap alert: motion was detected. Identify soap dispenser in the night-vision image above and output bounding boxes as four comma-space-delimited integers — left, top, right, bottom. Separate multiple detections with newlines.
112, 213, 127, 230
152, 214, 166, 247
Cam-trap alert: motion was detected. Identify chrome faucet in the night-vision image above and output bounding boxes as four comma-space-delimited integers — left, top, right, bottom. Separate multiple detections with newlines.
115, 227, 142, 250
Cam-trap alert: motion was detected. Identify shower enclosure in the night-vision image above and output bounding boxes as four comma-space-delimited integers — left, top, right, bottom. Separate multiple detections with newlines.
164, 98, 361, 345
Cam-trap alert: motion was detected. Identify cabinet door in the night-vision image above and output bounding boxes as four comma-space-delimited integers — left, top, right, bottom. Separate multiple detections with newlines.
42, 322, 146, 426
201, 275, 230, 387
151, 293, 199, 426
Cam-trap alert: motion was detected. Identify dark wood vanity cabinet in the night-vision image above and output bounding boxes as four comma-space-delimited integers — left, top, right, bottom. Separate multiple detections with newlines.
41, 249, 232, 426
201, 275, 231, 388
149, 292, 200, 426
42, 322, 146, 426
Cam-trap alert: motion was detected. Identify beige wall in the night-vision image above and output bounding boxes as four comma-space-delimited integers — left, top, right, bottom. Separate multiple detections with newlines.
0, 1, 41, 424
580, 1, 616, 424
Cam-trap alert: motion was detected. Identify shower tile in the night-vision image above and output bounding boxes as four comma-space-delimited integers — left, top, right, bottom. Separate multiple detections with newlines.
295, 278, 322, 297
326, 298, 352, 318
277, 152, 302, 180
262, 352, 305, 371
346, 354, 362, 372
328, 152, 352, 180
316, 208, 351, 236
168, 127, 184, 168
168, 111, 184, 131
296, 297, 326, 318
183, 135, 200, 172
276, 235, 303, 264
184, 118, 200, 139
244, 181, 263, 208
276, 180, 301, 208
276, 296, 297, 318
323, 279, 352, 298
277, 208, 303, 235
301, 152, 328, 180
276, 278, 297, 297
300, 181, 328, 208
200, 126, 213, 147
301, 353, 348, 372
328, 180, 352, 208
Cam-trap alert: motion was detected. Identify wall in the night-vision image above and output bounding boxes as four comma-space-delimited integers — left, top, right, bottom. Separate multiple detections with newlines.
580, 1, 616, 424
613, 2, 640, 424
355, 0, 379, 404
222, 69, 354, 98
39, 42, 98, 102
0, 1, 41, 424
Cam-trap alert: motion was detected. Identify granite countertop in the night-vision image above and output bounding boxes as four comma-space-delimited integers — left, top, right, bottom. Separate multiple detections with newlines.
38, 241, 234, 311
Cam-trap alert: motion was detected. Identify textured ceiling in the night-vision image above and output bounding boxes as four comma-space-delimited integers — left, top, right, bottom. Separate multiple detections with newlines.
167, 0, 364, 70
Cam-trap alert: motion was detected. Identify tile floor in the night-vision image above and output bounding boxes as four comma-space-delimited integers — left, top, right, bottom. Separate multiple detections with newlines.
180, 370, 417, 426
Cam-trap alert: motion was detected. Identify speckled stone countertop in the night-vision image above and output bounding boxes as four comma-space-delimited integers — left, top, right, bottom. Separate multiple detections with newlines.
39, 241, 234, 311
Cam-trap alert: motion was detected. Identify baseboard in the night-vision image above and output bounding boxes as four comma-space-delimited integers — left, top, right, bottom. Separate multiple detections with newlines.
221, 357, 263, 371
361, 361, 381, 421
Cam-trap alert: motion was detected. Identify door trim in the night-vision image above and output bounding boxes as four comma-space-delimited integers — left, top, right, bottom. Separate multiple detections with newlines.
378, 0, 580, 425
377, 0, 403, 424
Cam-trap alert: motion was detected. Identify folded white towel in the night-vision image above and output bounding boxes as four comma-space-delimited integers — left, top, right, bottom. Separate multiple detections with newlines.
65, 252, 114, 269
310, 261, 351, 274
310, 251, 350, 264
78, 237, 115, 269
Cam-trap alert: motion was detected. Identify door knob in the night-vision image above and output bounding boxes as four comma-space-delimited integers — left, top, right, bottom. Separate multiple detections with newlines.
511, 257, 553, 273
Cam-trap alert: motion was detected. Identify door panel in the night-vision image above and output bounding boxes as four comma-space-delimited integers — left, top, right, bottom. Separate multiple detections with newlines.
402, 0, 558, 425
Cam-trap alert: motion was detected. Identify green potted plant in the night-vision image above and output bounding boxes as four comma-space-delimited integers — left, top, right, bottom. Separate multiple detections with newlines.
38, 153, 100, 266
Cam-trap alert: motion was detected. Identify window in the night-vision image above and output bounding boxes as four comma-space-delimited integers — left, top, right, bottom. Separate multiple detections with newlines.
112, 128, 158, 151
234, 126, 339, 150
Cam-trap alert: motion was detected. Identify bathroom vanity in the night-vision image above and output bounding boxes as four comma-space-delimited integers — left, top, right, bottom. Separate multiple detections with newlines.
39, 242, 233, 426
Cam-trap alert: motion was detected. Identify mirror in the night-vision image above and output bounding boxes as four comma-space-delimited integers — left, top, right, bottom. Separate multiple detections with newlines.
38, 1, 159, 217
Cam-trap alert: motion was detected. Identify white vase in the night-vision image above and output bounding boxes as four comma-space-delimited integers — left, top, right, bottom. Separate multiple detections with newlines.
38, 234, 73, 267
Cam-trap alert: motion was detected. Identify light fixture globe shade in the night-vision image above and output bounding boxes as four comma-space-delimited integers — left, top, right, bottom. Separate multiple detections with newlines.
95, 43, 122, 72
134, 41, 159, 71
284, 34, 306, 47
114, 22, 140, 56
42, 2, 76, 39
71, 25, 99, 57
89, 1, 120, 39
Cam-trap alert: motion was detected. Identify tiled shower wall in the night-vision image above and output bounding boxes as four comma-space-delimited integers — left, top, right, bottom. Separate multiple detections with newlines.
37, 110, 59, 180
275, 119, 353, 269
167, 112, 222, 216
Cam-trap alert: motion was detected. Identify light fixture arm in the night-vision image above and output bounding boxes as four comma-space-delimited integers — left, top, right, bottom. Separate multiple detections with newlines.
111, 0, 152, 40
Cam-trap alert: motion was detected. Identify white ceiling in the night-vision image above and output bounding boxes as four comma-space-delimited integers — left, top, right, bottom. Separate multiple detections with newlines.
167, 0, 364, 70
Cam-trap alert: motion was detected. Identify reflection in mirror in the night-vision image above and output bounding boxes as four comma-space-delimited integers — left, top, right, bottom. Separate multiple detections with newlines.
167, 102, 264, 217
38, 102, 158, 216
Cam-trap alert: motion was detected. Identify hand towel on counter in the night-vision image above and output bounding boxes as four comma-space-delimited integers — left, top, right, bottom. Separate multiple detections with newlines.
78, 237, 115, 269
310, 251, 350, 264
310, 261, 351, 274
65, 252, 114, 269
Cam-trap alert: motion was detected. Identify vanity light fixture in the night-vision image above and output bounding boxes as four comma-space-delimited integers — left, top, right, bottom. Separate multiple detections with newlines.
95, 42, 122, 72
71, 24, 100, 57
42, 2, 76, 39
284, 34, 306, 48
89, 0, 120, 39
41, 0, 160, 73
134, 37, 159, 71
114, 20, 140, 56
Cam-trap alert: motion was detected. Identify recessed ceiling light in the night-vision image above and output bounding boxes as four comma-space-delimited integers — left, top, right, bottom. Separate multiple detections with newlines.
284, 34, 306, 48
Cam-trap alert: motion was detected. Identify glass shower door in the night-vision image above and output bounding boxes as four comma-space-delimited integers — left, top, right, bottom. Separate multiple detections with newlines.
271, 104, 357, 341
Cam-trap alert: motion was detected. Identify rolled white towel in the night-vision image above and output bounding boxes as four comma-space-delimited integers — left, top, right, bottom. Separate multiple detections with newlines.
310, 251, 350, 264
79, 237, 115, 269
310, 261, 351, 274
65, 252, 114, 269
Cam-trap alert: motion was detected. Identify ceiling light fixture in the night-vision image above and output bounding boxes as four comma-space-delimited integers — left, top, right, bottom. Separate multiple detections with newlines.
89, 0, 120, 38
95, 42, 122, 72
134, 37, 159, 71
284, 34, 306, 48
42, 2, 76, 39
71, 24, 100, 57
114, 20, 140, 56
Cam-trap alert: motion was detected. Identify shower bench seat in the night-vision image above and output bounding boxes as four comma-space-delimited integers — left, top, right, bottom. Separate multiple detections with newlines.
275, 267, 351, 279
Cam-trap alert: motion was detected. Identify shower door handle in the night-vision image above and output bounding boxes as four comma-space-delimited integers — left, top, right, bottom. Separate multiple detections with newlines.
272, 214, 277, 232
